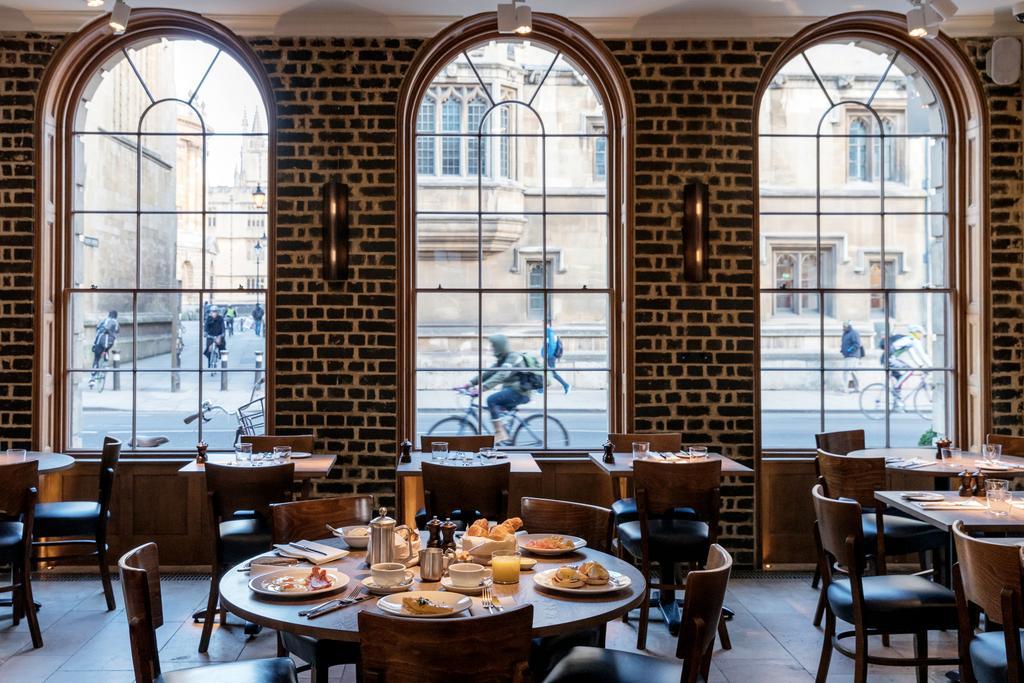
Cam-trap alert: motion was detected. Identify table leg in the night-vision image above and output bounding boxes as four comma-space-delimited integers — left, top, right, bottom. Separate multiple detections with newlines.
301, 478, 313, 500
656, 562, 681, 636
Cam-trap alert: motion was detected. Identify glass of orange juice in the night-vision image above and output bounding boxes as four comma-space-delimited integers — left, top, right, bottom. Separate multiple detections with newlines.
491, 550, 521, 584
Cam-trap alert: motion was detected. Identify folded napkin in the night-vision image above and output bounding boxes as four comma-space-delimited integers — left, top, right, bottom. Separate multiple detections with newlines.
273, 540, 348, 565
978, 461, 1013, 471
917, 499, 987, 510
899, 459, 933, 469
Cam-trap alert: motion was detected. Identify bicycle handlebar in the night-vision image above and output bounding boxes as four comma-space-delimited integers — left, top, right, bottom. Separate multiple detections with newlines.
183, 400, 230, 424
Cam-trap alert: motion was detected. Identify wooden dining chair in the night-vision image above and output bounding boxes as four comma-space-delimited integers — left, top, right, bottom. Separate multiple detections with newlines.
814, 429, 865, 455
521, 497, 612, 552
606, 432, 684, 527
618, 458, 723, 650
269, 495, 372, 683
421, 460, 510, 529
358, 605, 533, 682
242, 433, 314, 453
544, 544, 733, 683
812, 484, 958, 683
120, 542, 297, 683
199, 461, 295, 653
420, 434, 495, 452
0, 459, 42, 648
985, 433, 1024, 457
33, 435, 121, 610
952, 521, 1024, 683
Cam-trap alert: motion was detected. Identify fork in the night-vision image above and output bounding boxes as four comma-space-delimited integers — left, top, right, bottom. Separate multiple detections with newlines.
485, 585, 503, 612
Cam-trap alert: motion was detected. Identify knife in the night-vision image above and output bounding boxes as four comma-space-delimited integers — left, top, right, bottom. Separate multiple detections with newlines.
290, 542, 328, 556
307, 594, 374, 619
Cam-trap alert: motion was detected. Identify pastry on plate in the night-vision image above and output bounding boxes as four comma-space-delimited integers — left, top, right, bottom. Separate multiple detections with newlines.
551, 566, 585, 589
525, 535, 575, 551
467, 518, 490, 538
402, 596, 453, 615
578, 561, 610, 586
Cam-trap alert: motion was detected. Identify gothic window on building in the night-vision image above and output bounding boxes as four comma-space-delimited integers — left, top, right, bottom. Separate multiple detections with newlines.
64, 36, 270, 452
411, 38, 613, 449
759, 39, 952, 450
416, 97, 436, 175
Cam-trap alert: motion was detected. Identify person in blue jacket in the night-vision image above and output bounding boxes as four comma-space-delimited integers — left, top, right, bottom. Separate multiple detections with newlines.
541, 323, 571, 395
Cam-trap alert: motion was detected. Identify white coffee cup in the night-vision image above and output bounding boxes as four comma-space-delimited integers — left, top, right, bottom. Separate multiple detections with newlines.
448, 562, 489, 588
370, 562, 409, 587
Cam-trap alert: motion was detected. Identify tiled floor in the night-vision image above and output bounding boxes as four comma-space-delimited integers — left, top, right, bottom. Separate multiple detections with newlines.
0, 573, 960, 682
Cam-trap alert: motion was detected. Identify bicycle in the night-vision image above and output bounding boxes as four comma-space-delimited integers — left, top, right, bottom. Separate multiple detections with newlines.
858, 368, 934, 421
89, 351, 109, 393
184, 395, 265, 446
426, 388, 570, 448
205, 334, 224, 375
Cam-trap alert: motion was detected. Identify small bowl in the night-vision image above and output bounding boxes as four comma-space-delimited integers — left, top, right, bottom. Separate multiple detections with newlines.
336, 525, 370, 549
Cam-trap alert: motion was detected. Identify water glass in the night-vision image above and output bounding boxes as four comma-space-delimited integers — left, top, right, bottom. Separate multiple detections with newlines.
632, 442, 650, 461
273, 445, 292, 461
688, 445, 709, 459
983, 442, 1003, 463
5, 448, 27, 461
234, 443, 253, 464
432, 442, 449, 461
986, 479, 1011, 517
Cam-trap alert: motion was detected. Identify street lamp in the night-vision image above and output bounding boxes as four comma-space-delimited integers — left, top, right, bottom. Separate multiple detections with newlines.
253, 233, 266, 291
251, 184, 266, 210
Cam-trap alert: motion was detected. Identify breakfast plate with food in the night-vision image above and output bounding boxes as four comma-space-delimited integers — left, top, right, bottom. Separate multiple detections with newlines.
533, 562, 631, 595
377, 591, 472, 618
517, 533, 587, 556
249, 567, 349, 598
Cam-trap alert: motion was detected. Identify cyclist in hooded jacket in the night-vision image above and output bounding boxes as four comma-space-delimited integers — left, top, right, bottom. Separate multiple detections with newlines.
460, 334, 534, 444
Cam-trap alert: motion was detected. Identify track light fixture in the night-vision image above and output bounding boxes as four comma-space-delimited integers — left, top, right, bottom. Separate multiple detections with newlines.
907, 0, 955, 39
109, 0, 131, 34
497, 0, 532, 35
85, 0, 105, 7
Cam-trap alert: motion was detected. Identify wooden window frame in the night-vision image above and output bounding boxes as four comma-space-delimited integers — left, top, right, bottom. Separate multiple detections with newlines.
395, 13, 634, 451
33, 10, 277, 456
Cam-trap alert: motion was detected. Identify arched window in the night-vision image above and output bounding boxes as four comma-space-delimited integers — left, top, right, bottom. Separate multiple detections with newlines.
397, 14, 632, 450
757, 21, 987, 451
34, 11, 274, 453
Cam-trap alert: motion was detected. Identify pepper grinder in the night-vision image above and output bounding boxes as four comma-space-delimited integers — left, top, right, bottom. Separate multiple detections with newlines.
426, 516, 443, 548
440, 518, 458, 553
196, 441, 208, 464
935, 437, 952, 460
973, 471, 987, 497
958, 471, 972, 497
602, 440, 615, 464
399, 439, 412, 464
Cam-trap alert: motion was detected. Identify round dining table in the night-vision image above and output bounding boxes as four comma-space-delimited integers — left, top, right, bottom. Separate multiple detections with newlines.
848, 447, 1024, 477
218, 537, 645, 641
0, 451, 75, 474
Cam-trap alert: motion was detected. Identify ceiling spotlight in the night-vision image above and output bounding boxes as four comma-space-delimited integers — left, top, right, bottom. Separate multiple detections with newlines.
906, 2, 928, 37
497, 0, 532, 35
929, 0, 958, 20
85, 0, 105, 7
109, 0, 131, 34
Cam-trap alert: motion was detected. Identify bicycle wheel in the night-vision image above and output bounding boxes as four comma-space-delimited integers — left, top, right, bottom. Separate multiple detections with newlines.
858, 383, 887, 420
512, 414, 570, 448
95, 371, 106, 393
912, 384, 934, 421
426, 416, 479, 437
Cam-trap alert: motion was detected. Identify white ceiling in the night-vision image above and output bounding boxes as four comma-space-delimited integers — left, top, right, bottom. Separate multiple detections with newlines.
1, 0, 1022, 37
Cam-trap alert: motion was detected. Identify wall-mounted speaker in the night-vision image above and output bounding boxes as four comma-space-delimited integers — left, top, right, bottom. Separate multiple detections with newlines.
682, 181, 709, 282
322, 179, 349, 281
986, 36, 1022, 85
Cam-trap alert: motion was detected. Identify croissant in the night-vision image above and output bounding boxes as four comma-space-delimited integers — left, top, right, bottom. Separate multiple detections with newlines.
487, 525, 513, 541
467, 518, 490, 538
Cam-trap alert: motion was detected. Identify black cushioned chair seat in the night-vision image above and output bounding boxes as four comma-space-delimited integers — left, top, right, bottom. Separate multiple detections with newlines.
610, 498, 697, 526
826, 575, 957, 632
862, 512, 946, 556
0, 521, 23, 559
969, 630, 1024, 683
219, 518, 273, 567
157, 656, 297, 683
280, 632, 359, 674
34, 501, 102, 537
543, 645, 681, 683
617, 519, 709, 560
531, 628, 602, 680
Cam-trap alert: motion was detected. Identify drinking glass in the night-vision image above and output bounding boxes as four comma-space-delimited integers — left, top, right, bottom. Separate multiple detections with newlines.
688, 445, 709, 459
234, 443, 253, 464
491, 550, 521, 584
273, 445, 292, 461
983, 443, 1003, 463
632, 442, 650, 461
432, 442, 449, 461
986, 479, 1011, 517
6, 448, 27, 461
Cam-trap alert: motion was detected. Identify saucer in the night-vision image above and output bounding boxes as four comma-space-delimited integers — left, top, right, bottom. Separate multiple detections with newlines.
362, 575, 414, 595
440, 575, 492, 595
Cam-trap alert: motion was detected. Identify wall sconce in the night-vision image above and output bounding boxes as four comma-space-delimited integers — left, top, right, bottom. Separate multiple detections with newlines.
682, 181, 709, 282
322, 178, 350, 281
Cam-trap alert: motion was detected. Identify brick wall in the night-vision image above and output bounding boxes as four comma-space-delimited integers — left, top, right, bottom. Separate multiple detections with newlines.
0, 31, 1020, 568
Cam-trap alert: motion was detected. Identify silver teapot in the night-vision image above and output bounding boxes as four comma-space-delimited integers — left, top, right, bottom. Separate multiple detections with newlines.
367, 507, 415, 566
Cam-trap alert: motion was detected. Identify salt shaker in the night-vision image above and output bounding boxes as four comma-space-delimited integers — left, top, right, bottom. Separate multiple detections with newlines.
602, 440, 615, 464
426, 516, 443, 548
958, 471, 972, 497
399, 439, 412, 464
196, 441, 208, 464
440, 518, 458, 553
935, 437, 951, 460
973, 471, 987, 497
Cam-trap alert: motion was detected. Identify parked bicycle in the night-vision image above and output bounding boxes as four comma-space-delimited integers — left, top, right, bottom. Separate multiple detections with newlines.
858, 369, 934, 421
426, 388, 569, 448
184, 395, 265, 446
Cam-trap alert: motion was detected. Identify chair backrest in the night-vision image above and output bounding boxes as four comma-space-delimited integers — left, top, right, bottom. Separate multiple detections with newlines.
204, 462, 295, 522
422, 461, 510, 522
677, 544, 733, 671
358, 605, 533, 683
953, 521, 1024, 624
0, 460, 39, 524
271, 495, 374, 544
119, 542, 163, 683
814, 429, 865, 455
608, 432, 682, 452
241, 433, 314, 453
986, 434, 1024, 457
811, 483, 866, 575
420, 435, 495, 452
98, 436, 122, 512
633, 459, 721, 521
816, 450, 885, 508
520, 497, 613, 552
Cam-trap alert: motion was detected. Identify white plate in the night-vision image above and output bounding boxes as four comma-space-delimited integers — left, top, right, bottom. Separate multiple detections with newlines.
901, 493, 944, 502
377, 590, 472, 618
517, 533, 587, 556
533, 568, 631, 595
249, 568, 349, 598
288, 452, 312, 459
362, 575, 414, 595
440, 575, 492, 595
332, 525, 370, 549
